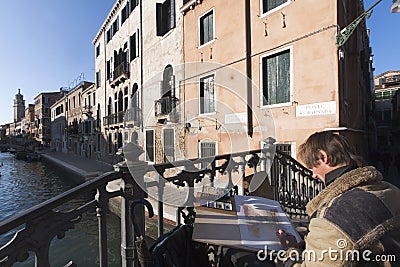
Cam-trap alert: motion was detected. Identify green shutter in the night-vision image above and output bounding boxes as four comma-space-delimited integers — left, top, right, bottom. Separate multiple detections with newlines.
277, 51, 290, 103
267, 56, 277, 105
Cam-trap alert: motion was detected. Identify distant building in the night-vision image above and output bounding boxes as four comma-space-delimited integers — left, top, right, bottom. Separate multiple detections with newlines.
21, 104, 35, 139
374, 70, 400, 148
0, 125, 6, 142
50, 97, 67, 152
13, 89, 25, 123
34, 91, 67, 146
50, 82, 95, 156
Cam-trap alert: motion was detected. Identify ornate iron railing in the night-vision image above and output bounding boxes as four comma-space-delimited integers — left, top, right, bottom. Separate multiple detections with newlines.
112, 62, 130, 82
0, 147, 322, 266
125, 108, 142, 126
103, 111, 125, 127
154, 96, 178, 117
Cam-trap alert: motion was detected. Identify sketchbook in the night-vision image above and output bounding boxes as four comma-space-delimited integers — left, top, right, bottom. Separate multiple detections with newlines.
192, 195, 301, 251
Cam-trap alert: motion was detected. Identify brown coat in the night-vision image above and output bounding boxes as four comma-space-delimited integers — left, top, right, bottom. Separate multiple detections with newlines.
286, 166, 400, 266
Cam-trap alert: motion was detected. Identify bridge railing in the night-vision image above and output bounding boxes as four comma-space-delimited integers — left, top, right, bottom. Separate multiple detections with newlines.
0, 147, 323, 266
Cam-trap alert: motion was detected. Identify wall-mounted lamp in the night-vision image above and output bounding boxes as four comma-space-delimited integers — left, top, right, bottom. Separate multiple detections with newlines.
281, 12, 286, 28
263, 21, 268, 36
392, 0, 400, 13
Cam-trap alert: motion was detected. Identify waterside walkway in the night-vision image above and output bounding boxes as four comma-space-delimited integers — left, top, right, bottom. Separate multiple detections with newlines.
40, 150, 176, 238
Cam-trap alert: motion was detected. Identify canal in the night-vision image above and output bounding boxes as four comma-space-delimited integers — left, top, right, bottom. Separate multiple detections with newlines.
0, 152, 122, 266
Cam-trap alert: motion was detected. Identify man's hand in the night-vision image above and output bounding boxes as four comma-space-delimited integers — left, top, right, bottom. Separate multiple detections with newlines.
276, 229, 304, 249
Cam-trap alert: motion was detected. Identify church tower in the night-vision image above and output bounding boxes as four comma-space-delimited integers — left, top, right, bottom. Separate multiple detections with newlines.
13, 89, 25, 122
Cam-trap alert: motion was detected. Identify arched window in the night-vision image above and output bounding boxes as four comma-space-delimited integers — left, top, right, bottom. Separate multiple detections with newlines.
131, 83, 139, 108
161, 65, 174, 98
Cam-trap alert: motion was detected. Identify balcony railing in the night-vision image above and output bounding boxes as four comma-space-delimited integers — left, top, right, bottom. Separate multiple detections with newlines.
110, 62, 129, 88
103, 111, 125, 127
125, 108, 141, 126
0, 147, 322, 266
154, 96, 178, 117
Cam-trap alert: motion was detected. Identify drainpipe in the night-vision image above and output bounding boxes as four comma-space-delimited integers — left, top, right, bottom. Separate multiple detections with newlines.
140, 0, 144, 132
245, 0, 253, 137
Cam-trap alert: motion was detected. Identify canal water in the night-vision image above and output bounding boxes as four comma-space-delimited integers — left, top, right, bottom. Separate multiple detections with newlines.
0, 152, 122, 266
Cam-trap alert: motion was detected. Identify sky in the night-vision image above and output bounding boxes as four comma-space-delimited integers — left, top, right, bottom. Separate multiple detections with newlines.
0, 0, 115, 125
0, 0, 398, 125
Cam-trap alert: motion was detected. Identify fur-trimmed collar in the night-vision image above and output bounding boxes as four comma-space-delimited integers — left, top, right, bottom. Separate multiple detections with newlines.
306, 166, 383, 216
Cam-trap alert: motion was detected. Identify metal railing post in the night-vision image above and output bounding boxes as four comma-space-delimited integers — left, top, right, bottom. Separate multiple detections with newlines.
114, 148, 148, 267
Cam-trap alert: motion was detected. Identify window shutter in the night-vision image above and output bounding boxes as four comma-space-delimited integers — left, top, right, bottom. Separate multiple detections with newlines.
200, 17, 205, 45
276, 51, 290, 103
130, 33, 136, 61
207, 11, 213, 42
200, 142, 216, 169
267, 56, 277, 105
156, 3, 163, 36
163, 129, 175, 162
159, 80, 164, 97
169, 0, 175, 30
146, 130, 154, 162
282, 51, 290, 103
136, 29, 139, 58
170, 75, 175, 97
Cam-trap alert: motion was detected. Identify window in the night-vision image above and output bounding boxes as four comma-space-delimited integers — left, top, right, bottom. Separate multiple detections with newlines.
124, 87, 129, 111
199, 10, 214, 46
156, 0, 175, 36
96, 71, 101, 88
131, 0, 139, 12
106, 29, 111, 43
163, 129, 175, 162
261, 0, 288, 14
112, 16, 119, 36
145, 130, 155, 162
96, 44, 100, 58
106, 60, 111, 80
261, 49, 291, 106
200, 141, 216, 170
130, 30, 139, 61
200, 74, 215, 114
121, 2, 130, 24
276, 143, 292, 156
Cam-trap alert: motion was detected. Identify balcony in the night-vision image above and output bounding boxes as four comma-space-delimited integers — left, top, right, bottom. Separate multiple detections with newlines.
110, 62, 129, 88
124, 108, 141, 127
103, 111, 125, 128
82, 105, 93, 117
154, 96, 178, 117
